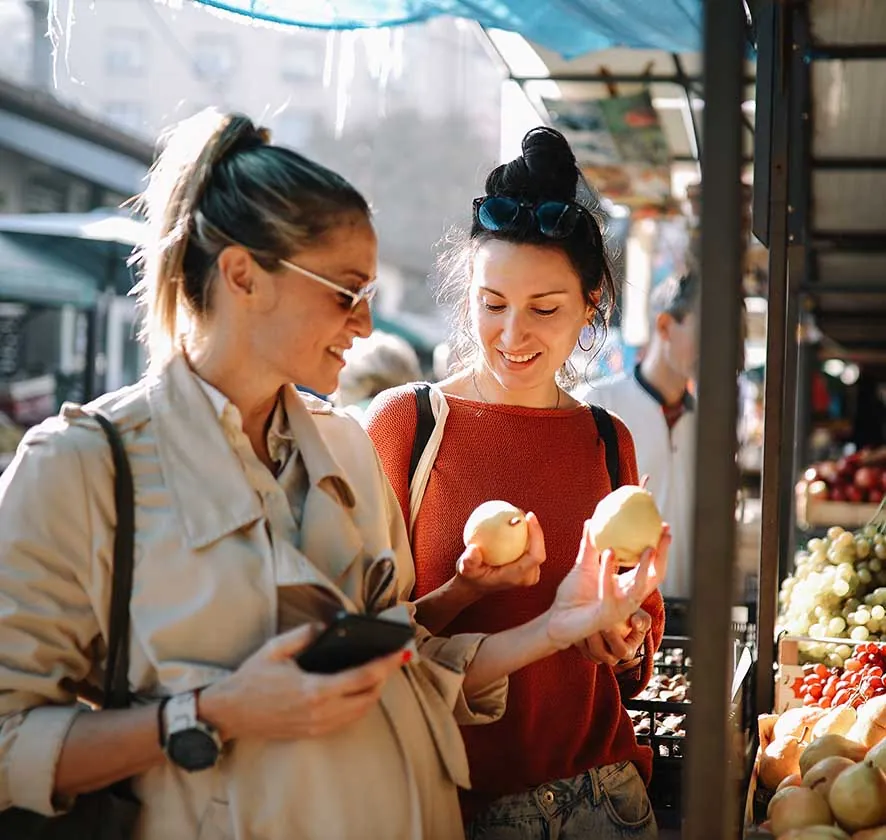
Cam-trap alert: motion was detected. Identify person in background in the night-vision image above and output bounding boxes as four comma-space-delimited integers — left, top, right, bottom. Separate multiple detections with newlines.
580, 270, 698, 601
337, 330, 422, 418
366, 127, 668, 840
0, 110, 665, 840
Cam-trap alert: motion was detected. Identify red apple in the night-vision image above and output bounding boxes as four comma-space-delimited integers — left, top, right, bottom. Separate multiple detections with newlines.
855, 467, 882, 490
880, 471, 886, 491
819, 462, 840, 484
869, 489, 884, 504
831, 486, 847, 502
845, 485, 865, 503
809, 480, 830, 500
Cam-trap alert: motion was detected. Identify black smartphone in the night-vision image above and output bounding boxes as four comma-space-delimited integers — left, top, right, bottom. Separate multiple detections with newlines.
295, 611, 414, 675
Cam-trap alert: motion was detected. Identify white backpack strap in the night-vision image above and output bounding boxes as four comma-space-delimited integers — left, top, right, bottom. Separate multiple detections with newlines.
408, 384, 449, 535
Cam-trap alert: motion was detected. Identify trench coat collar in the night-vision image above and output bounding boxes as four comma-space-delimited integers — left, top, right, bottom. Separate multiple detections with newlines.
148, 355, 358, 555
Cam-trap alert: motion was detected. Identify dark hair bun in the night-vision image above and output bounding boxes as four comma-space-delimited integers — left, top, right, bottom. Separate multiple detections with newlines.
484, 126, 578, 202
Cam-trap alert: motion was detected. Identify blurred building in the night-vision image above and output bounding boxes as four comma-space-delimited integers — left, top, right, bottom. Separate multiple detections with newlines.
0, 0, 504, 320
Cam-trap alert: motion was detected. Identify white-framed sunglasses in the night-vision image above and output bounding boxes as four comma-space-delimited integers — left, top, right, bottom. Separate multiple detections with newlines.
278, 258, 378, 312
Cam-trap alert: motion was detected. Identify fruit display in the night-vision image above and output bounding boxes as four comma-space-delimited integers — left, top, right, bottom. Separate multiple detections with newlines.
587, 485, 663, 567
785, 645, 886, 710
754, 695, 886, 839
778, 524, 886, 663
803, 450, 886, 506
462, 500, 528, 566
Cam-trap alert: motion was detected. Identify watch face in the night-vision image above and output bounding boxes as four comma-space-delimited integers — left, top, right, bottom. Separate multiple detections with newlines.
168, 728, 219, 772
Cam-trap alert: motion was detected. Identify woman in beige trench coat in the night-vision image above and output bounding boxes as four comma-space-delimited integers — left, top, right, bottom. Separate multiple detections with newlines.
0, 110, 668, 840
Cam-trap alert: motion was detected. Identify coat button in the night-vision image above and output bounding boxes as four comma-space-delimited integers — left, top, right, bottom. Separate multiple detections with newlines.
542, 790, 554, 805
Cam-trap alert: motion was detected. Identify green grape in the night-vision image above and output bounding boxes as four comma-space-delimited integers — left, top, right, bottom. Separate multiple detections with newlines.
833, 579, 851, 598
851, 625, 871, 641
870, 557, 883, 573
828, 616, 846, 635
828, 526, 846, 541
847, 597, 861, 610
857, 538, 873, 559
859, 568, 874, 585
872, 605, 886, 621
876, 542, 886, 561
808, 537, 826, 552
836, 644, 852, 658
863, 525, 879, 539
868, 619, 881, 634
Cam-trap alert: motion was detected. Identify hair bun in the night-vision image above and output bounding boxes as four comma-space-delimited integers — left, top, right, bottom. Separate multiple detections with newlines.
520, 127, 578, 199
214, 114, 270, 166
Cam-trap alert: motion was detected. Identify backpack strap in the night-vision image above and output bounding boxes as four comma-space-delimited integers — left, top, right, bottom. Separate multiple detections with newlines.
408, 384, 435, 487
590, 404, 621, 490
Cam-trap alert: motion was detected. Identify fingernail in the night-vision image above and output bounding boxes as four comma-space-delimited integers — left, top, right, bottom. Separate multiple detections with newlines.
401, 650, 412, 665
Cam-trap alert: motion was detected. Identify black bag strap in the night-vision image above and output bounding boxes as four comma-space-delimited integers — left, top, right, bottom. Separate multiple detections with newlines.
88, 411, 135, 712
408, 383, 436, 488
590, 404, 621, 490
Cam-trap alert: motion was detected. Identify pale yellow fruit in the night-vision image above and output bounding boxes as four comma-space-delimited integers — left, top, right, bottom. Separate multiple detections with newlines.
848, 696, 886, 749
769, 786, 833, 837
800, 735, 868, 777
865, 739, 886, 772
850, 828, 886, 839
777, 707, 829, 742
761, 736, 803, 790
778, 773, 804, 792
586, 485, 663, 567
812, 705, 858, 741
803, 756, 856, 800
828, 762, 886, 832
463, 500, 529, 567
777, 828, 850, 840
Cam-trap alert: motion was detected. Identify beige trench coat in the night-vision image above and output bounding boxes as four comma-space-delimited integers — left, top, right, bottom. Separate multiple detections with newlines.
0, 354, 507, 840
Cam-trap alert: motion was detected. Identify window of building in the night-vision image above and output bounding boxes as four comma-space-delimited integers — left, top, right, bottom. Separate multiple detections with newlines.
193, 35, 237, 81
280, 44, 323, 83
105, 29, 147, 76
103, 101, 145, 134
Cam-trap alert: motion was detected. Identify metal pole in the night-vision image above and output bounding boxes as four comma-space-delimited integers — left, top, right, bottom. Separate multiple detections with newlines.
683, 0, 745, 837
755, 0, 790, 721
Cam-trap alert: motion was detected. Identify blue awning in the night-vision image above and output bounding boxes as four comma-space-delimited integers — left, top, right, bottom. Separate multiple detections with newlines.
190, 0, 701, 58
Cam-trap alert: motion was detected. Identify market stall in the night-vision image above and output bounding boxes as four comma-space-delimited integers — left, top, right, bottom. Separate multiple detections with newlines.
745, 0, 886, 837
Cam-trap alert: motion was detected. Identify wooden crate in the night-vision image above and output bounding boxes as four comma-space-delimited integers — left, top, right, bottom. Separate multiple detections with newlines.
796, 480, 879, 529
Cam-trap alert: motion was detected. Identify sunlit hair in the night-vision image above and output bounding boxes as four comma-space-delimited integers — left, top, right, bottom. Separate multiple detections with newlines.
131, 108, 369, 371
435, 127, 616, 373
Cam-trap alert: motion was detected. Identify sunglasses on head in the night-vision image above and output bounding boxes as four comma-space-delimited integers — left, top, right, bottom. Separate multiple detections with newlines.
472, 196, 590, 239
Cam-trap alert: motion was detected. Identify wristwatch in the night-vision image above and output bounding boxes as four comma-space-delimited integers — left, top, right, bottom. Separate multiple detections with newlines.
160, 690, 223, 772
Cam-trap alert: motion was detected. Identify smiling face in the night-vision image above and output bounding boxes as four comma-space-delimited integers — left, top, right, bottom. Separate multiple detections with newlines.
469, 239, 592, 403
246, 214, 378, 396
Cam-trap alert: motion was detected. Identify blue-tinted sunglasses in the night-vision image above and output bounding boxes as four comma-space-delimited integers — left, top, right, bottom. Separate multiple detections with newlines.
472, 196, 589, 239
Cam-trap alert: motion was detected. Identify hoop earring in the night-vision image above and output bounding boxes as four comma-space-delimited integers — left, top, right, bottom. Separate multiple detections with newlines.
578, 324, 593, 353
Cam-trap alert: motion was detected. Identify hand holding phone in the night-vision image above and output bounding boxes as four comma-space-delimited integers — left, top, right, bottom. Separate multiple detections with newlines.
296, 611, 415, 675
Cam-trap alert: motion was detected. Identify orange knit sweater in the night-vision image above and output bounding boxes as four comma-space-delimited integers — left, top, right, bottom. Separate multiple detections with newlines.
365, 386, 665, 819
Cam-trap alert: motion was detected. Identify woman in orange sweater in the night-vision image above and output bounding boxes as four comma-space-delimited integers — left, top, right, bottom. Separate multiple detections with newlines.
365, 127, 665, 839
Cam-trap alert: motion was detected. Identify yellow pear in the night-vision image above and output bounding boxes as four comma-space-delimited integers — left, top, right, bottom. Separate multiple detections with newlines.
828, 762, 886, 832
778, 773, 804, 792
812, 705, 858, 740
847, 696, 886, 749
778, 825, 855, 840
463, 500, 529, 567
803, 756, 856, 800
769, 786, 833, 836
761, 736, 804, 791
850, 828, 886, 839
777, 707, 828, 742
777, 828, 849, 840
800, 735, 868, 777
586, 485, 663, 567
865, 739, 886, 772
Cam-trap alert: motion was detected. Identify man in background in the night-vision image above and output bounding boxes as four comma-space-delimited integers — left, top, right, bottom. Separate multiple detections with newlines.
580, 271, 699, 601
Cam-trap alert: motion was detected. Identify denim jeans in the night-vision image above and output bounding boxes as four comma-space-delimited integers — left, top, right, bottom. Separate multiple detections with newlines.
465, 762, 658, 840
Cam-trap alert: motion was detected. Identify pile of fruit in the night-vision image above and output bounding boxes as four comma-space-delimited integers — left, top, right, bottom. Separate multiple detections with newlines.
778, 525, 886, 659
803, 449, 886, 505
756, 694, 886, 839
792, 646, 886, 709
